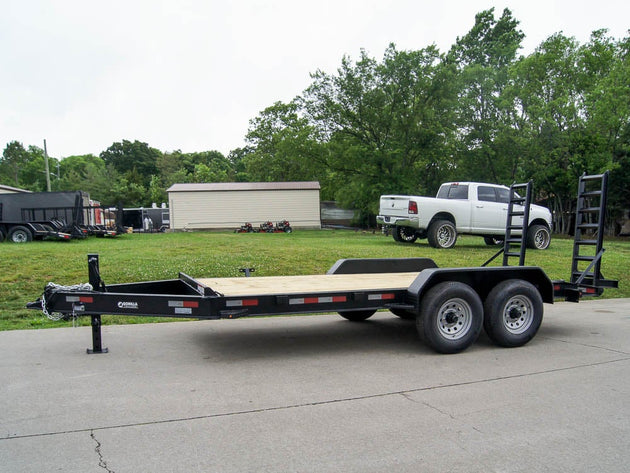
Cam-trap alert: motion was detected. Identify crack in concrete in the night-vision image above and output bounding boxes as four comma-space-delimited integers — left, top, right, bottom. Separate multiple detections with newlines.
91, 430, 115, 473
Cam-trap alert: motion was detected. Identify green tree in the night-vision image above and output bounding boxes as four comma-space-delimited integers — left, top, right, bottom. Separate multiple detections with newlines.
100, 140, 160, 187
446, 7, 525, 183
1, 141, 30, 187
244, 101, 327, 184
303, 44, 456, 216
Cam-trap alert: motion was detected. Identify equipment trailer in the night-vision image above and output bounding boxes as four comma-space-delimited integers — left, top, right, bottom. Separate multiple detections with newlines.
27, 173, 618, 354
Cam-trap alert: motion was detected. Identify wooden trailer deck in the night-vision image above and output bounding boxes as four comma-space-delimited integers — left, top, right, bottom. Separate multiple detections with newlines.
196, 272, 421, 297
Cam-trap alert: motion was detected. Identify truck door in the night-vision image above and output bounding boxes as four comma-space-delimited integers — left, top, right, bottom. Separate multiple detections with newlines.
471, 185, 508, 233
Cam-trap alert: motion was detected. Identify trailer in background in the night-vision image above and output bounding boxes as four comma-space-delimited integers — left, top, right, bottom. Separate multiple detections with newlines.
122, 206, 169, 232
0, 191, 119, 243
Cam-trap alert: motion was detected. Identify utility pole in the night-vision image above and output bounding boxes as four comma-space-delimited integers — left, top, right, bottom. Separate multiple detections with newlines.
43, 139, 51, 192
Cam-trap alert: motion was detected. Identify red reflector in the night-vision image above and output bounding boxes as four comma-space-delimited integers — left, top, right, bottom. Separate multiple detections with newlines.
183, 301, 199, 308
382, 293, 395, 300
332, 296, 347, 303
242, 299, 258, 306
79, 297, 93, 303
408, 201, 418, 214
304, 297, 319, 304
585, 288, 596, 294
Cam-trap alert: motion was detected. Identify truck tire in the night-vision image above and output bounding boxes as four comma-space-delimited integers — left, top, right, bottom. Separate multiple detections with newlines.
484, 236, 503, 246
483, 280, 543, 347
417, 282, 483, 354
338, 310, 376, 321
393, 226, 418, 243
526, 225, 551, 250
427, 220, 457, 249
8, 226, 33, 243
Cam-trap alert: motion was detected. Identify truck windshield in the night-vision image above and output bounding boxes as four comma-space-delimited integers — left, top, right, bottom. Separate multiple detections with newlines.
437, 184, 469, 200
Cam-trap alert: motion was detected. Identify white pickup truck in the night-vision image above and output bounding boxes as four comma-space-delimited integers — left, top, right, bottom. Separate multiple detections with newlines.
376, 182, 552, 249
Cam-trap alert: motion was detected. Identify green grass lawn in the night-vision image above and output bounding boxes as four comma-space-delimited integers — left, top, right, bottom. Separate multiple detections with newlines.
1, 229, 628, 330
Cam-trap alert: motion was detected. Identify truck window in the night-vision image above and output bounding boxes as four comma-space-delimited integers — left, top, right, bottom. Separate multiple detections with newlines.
497, 188, 511, 204
437, 184, 469, 200
478, 186, 497, 202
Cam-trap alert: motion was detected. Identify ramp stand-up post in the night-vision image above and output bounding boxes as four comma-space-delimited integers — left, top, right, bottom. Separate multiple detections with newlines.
87, 254, 108, 354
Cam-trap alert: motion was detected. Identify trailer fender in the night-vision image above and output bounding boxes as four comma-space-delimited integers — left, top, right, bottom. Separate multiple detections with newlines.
406, 266, 553, 310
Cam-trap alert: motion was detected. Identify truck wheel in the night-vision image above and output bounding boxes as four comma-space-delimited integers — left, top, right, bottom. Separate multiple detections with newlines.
393, 226, 418, 243
8, 226, 33, 243
526, 225, 551, 250
417, 282, 483, 354
483, 280, 543, 347
390, 308, 415, 320
338, 310, 376, 321
484, 236, 503, 246
427, 220, 457, 249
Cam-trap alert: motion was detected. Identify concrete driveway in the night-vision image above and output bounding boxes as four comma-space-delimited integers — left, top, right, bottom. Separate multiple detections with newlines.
1, 298, 629, 472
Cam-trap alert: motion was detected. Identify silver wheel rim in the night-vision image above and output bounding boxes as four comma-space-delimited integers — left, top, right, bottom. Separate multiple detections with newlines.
12, 231, 27, 243
502, 295, 534, 334
437, 225, 455, 247
399, 227, 415, 241
436, 298, 473, 340
534, 229, 549, 249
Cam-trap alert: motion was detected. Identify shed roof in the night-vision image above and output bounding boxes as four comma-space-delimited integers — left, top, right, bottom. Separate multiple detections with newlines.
0, 184, 32, 193
167, 181, 320, 193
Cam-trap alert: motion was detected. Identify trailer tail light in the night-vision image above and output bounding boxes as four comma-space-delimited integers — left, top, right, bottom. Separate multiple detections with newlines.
408, 201, 418, 214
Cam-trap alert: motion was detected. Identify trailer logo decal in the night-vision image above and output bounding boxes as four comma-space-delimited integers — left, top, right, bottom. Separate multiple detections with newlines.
117, 301, 139, 309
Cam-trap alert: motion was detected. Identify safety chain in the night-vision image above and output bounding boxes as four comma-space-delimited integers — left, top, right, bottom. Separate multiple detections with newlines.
41, 282, 93, 321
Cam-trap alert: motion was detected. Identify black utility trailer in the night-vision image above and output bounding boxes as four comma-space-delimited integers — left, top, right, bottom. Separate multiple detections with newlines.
27, 173, 618, 354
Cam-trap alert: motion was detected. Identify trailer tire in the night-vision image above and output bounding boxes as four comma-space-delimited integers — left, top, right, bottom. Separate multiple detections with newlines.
417, 282, 483, 353
0, 229, 4, 243
338, 310, 376, 321
393, 226, 418, 243
526, 225, 551, 250
483, 280, 543, 347
427, 220, 457, 249
8, 226, 33, 243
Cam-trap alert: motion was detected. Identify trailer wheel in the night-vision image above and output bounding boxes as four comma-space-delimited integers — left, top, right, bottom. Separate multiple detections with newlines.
390, 309, 415, 320
427, 220, 457, 249
483, 280, 543, 347
8, 226, 33, 243
526, 225, 551, 250
417, 282, 483, 353
393, 226, 418, 243
338, 310, 376, 321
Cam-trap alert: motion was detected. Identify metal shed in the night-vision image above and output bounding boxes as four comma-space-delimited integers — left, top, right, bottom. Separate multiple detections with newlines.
167, 181, 321, 230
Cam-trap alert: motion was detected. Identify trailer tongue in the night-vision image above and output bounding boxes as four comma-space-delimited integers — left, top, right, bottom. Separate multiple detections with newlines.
27, 173, 618, 355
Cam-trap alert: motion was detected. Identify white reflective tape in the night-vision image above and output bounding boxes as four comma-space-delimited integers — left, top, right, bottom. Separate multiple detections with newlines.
175, 308, 192, 315
226, 300, 243, 307
168, 301, 184, 307
289, 298, 305, 305
66, 296, 80, 302
318, 296, 333, 303
368, 294, 382, 300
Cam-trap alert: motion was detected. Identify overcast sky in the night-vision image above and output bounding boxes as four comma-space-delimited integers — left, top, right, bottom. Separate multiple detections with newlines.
1, 0, 628, 159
